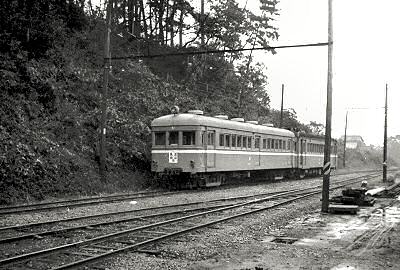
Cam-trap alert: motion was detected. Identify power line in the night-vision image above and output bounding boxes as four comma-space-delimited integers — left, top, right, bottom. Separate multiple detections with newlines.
107, 42, 330, 60
346, 107, 384, 110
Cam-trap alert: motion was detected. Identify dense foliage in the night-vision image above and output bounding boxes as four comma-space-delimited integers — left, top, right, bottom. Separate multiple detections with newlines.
0, 0, 325, 204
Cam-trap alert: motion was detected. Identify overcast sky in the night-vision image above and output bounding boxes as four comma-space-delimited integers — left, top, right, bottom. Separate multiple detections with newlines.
95, 0, 399, 145
258, 0, 400, 146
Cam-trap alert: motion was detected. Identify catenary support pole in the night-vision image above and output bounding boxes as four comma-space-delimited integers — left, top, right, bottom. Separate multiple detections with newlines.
99, 0, 113, 183
200, 0, 205, 47
383, 83, 388, 182
280, 84, 284, 128
343, 111, 348, 168
322, 0, 333, 213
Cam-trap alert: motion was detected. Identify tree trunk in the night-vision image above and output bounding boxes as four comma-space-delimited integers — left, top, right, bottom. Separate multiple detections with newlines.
128, 0, 134, 34
133, 0, 140, 37
169, 0, 177, 46
158, 0, 165, 44
179, 8, 183, 47
139, 0, 147, 38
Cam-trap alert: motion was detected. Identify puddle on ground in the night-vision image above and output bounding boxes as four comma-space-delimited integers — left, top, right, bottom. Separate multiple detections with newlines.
330, 264, 356, 270
283, 203, 400, 249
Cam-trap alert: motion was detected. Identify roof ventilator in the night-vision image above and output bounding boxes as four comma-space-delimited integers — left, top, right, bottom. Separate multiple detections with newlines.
231, 118, 245, 122
246, 120, 259, 125
214, 115, 229, 120
262, 123, 274, 127
187, 110, 204, 115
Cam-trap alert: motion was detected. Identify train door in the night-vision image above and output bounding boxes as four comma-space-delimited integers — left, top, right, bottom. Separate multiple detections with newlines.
255, 136, 261, 166
205, 130, 216, 168
300, 139, 305, 168
290, 139, 294, 168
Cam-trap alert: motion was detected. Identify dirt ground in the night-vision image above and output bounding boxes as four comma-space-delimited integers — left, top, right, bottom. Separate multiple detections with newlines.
104, 178, 400, 270
189, 198, 400, 270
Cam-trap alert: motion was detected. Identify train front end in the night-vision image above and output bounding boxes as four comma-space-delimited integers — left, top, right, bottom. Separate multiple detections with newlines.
151, 112, 206, 187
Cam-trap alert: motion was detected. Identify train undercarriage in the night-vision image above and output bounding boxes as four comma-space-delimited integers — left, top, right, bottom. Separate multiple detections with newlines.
156, 167, 327, 190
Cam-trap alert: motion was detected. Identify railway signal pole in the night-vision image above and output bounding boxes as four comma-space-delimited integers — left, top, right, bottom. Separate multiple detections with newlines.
321, 0, 333, 213
99, 0, 113, 183
383, 83, 388, 182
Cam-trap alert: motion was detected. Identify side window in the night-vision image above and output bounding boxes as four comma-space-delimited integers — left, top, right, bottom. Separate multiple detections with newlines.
243, 136, 247, 148
267, 138, 271, 149
154, 132, 166, 145
271, 139, 275, 149
207, 132, 215, 146
275, 139, 279, 149
237, 135, 242, 147
255, 137, 260, 149
225, 134, 231, 147
283, 140, 286, 151
263, 139, 267, 149
219, 134, 225, 146
182, 131, 196, 145
169, 131, 179, 145
248, 137, 252, 149
232, 134, 237, 147
279, 140, 282, 150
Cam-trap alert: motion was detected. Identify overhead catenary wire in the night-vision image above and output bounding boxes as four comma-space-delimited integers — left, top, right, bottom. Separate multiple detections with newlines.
107, 42, 331, 60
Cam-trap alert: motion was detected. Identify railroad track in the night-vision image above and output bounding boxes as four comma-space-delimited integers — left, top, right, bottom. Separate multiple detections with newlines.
0, 190, 183, 216
0, 169, 381, 216
0, 172, 380, 270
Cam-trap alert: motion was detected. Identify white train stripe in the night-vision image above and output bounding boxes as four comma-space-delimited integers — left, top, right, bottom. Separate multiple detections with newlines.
152, 149, 337, 158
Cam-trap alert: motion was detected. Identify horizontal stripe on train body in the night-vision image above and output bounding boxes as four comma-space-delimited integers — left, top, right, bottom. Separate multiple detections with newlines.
152, 149, 337, 158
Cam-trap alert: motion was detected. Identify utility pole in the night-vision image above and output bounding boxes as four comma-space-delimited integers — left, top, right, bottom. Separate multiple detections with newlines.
383, 83, 388, 182
280, 84, 284, 128
99, 0, 113, 183
322, 0, 333, 213
343, 111, 348, 168
200, 0, 205, 47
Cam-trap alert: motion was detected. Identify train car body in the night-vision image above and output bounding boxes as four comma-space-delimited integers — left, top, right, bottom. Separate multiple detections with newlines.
151, 111, 337, 188
295, 132, 337, 177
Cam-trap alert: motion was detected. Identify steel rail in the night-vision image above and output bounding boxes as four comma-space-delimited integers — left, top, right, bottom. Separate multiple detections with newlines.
0, 173, 378, 243
0, 172, 378, 232
0, 189, 285, 232
0, 169, 384, 216
0, 190, 182, 216
0, 174, 372, 231
0, 173, 380, 268
0, 188, 316, 267
56, 173, 383, 270
0, 187, 318, 244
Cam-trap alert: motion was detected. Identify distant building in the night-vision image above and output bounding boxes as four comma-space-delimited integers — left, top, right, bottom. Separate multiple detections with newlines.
341, 135, 365, 149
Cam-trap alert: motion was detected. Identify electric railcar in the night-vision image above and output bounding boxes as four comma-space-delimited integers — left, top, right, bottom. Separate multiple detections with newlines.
151, 110, 337, 188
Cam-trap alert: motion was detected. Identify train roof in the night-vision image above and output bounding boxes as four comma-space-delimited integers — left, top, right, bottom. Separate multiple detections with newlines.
151, 113, 295, 137
298, 131, 338, 142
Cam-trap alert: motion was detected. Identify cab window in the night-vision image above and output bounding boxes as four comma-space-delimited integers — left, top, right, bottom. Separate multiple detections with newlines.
182, 131, 196, 145
169, 131, 179, 145
154, 132, 166, 145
